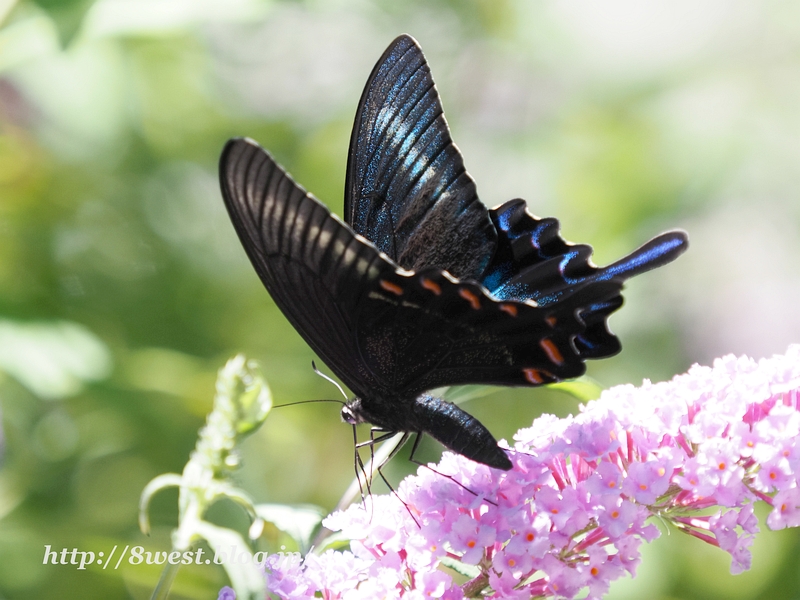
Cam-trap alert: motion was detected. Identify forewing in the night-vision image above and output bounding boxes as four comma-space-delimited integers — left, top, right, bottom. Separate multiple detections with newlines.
344, 34, 496, 280
220, 137, 399, 396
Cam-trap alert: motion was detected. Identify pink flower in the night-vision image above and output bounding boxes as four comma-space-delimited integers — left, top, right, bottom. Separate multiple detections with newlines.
767, 487, 800, 529
217, 586, 235, 600
251, 345, 800, 599
449, 513, 497, 564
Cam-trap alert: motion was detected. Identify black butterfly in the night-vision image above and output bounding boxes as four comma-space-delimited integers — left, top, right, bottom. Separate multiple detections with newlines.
219, 34, 688, 471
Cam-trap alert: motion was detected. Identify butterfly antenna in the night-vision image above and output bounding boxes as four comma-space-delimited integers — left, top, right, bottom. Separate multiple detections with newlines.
272, 398, 344, 409
312, 361, 348, 401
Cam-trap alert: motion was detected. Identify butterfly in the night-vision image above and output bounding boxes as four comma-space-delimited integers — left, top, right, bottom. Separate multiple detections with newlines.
219, 34, 688, 471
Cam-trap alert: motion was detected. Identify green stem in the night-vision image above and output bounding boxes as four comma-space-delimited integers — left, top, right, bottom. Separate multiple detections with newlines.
150, 560, 180, 600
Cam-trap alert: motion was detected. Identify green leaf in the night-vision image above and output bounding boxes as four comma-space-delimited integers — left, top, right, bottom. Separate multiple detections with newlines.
255, 503, 325, 554
312, 529, 352, 553
195, 521, 265, 600
138, 473, 182, 535
31, 0, 96, 46
440, 555, 481, 578
441, 384, 498, 405
0, 319, 112, 399
548, 378, 605, 402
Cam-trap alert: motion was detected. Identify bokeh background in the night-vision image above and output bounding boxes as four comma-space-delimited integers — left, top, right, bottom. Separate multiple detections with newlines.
1, 0, 799, 598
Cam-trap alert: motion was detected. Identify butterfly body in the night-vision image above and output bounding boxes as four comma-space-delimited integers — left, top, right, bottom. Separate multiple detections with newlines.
219, 35, 688, 472
343, 394, 513, 470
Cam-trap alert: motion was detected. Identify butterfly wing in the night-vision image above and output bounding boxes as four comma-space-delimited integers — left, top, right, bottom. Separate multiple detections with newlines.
220, 137, 398, 397
221, 137, 628, 471
221, 138, 618, 401
345, 35, 688, 366
354, 266, 622, 396
344, 34, 496, 280
482, 199, 689, 359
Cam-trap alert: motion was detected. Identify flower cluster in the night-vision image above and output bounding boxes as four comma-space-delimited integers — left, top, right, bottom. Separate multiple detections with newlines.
251, 346, 800, 599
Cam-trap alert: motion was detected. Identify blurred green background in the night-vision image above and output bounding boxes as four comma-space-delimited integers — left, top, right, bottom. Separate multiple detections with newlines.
1, 0, 799, 598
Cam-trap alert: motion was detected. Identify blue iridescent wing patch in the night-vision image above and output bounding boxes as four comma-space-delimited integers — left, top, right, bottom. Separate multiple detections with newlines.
483, 200, 688, 358
344, 35, 496, 281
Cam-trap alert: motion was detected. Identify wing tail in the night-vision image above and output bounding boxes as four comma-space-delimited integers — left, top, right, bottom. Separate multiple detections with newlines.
482, 199, 688, 359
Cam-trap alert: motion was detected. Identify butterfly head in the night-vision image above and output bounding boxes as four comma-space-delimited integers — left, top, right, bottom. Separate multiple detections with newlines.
341, 398, 366, 425
341, 396, 405, 433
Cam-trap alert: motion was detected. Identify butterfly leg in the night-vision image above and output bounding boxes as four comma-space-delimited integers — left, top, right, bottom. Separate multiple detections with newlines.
405, 433, 491, 503
355, 428, 405, 494
355, 428, 422, 526
351, 424, 371, 504
353, 427, 408, 500
357, 427, 408, 494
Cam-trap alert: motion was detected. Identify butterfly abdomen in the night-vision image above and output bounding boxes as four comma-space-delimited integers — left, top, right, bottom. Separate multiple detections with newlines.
413, 395, 512, 470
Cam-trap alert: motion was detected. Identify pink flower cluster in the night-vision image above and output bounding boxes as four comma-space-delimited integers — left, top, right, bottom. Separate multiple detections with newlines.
260, 346, 800, 599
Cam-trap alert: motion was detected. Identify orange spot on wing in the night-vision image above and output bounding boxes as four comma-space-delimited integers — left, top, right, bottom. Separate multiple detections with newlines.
524, 368, 544, 384
379, 279, 404, 296
420, 277, 442, 295
545, 315, 557, 327
539, 338, 564, 366
458, 288, 481, 310
499, 303, 518, 317
524, 368, 555, 385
